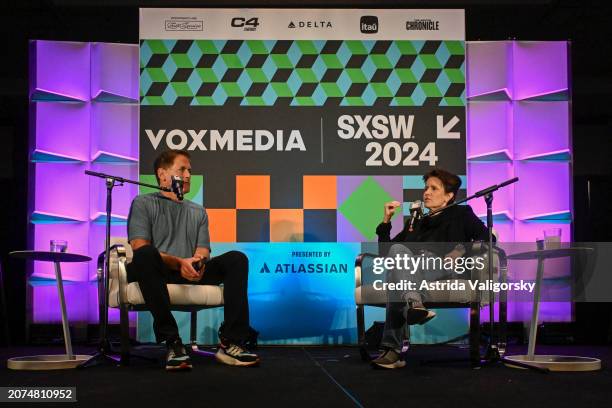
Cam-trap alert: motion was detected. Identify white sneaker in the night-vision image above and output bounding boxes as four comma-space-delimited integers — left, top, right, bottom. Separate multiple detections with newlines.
215, 341, 260, 367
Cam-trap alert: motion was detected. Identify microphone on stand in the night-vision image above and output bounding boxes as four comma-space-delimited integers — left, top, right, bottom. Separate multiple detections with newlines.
171, 176, 184, 201
408, 200, 423, 232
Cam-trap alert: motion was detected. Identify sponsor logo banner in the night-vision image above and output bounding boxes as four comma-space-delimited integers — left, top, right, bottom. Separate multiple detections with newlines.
140, 8, 465, 40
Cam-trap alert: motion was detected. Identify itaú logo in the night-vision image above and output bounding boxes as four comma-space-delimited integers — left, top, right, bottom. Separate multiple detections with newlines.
144, 128, 306, 151
360, 16, 378, 34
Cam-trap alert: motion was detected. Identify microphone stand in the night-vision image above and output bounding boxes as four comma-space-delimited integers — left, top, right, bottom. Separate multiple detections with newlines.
424, 177, 544, 371
79, 170, 171, 368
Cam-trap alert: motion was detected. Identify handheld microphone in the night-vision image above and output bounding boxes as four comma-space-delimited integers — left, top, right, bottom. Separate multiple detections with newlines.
408, 200, 423, 232
171, 176, 184, 201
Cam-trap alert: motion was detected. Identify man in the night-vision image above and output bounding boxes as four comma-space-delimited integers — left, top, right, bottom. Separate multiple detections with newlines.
127, 149, 259, 370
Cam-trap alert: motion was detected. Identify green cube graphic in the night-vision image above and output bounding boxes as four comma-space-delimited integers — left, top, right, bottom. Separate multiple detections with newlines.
339, 177, 398, 240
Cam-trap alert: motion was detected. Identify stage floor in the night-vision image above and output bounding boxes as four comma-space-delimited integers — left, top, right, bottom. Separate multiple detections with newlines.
1, 344, 610, 407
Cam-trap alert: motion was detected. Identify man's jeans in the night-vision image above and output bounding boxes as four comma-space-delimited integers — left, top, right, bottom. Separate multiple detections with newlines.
126, 245, 251, 344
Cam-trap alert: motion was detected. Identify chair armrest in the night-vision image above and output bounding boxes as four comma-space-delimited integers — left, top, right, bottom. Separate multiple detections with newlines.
469, 242, 509, 305
97, 244, 129, 276
471, 242, 507, 280
97, 252, 105, 281
495, 245, 508, 286
98, 244, 130, 305
355, 252, 378, 288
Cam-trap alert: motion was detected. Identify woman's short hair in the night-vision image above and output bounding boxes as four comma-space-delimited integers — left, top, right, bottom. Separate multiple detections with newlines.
423, 168, 461, 204
153, 150, 191, 184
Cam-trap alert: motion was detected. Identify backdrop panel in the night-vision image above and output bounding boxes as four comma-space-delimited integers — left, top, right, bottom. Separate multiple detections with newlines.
139, 8, 466, 344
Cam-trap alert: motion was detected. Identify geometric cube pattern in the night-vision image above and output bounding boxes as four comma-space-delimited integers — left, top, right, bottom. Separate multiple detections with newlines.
140, 39, 465, 106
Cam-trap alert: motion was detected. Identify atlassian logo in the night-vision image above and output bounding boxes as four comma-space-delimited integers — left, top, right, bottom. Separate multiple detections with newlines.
145, 129, 306, 152
288, 20, 333, 29
360, 16, 378, 34
259, 262, 348, 273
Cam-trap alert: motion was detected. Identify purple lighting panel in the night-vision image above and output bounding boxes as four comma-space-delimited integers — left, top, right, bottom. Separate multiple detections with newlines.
515, 161, 570, 222
467, 101, 512, 160
34, 163, 90, 221
31, 102, 90, 161
91, 103, 139, 162
513, 42, 569, 100
29, 40, 90, 101
466, 41, 511, 99
29, 40, 139, 328
91, 43, 139, 101
467, 40, 571, 322
467, 161, 515, 219
514, 101, 570, 160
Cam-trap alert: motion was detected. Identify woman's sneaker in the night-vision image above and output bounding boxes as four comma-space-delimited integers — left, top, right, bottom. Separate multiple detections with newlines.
405, 307, 437, 325
216, 340, 260, 367
166, 338, 192, 371
371, 348, 406, 369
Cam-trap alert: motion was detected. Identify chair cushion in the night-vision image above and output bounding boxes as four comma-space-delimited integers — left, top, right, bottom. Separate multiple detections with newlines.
108, 280, 224, 308
106, 237, 224, 308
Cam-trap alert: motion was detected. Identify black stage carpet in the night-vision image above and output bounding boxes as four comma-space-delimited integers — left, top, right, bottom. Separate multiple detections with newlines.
1, 344, 610, 408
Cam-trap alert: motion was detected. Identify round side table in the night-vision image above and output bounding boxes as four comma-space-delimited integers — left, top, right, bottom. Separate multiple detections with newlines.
505, 247, 600, 372
8, 251, 92, 370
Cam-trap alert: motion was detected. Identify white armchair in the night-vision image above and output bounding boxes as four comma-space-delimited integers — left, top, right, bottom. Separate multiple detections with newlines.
100, 238, 224, 363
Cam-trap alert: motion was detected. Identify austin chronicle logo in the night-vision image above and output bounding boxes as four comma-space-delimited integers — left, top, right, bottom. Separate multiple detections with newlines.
360, 16, 378, 34
164, 19, 203, 31
406, 19, 440, 31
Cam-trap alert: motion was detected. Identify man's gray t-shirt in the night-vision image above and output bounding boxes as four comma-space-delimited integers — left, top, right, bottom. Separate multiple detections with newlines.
127, 193, 210, 259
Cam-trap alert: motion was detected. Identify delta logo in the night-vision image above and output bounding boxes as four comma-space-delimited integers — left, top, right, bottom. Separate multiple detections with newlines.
288, 20, 333, 29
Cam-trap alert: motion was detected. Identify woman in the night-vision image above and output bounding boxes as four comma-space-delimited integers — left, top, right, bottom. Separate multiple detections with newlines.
372, 168, 489, 369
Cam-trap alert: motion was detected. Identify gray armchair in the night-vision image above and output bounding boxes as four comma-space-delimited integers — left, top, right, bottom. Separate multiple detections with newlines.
354, 242, 507, 367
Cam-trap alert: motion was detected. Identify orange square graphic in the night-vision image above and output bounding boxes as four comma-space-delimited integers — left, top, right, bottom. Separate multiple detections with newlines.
236, 175, 270, 209
206, 209, 236, 242
303, 175, 337, 209
270, 209, 304, 242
